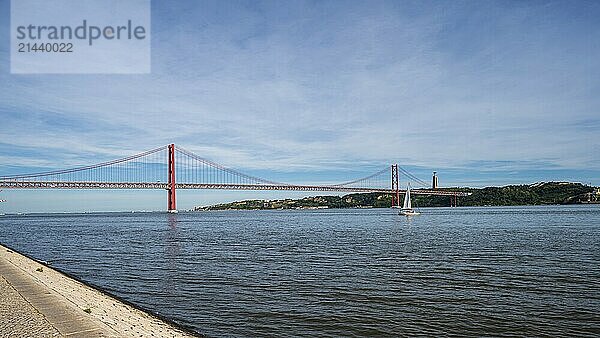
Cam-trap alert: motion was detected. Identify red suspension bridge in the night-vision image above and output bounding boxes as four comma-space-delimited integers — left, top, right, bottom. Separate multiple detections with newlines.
0, 144, 468, 212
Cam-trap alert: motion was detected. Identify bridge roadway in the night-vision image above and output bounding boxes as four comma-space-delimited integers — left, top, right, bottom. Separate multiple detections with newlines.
0, 181, 470, 196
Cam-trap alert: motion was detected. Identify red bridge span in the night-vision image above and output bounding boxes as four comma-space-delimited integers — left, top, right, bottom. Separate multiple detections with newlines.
0, 144, 469, 212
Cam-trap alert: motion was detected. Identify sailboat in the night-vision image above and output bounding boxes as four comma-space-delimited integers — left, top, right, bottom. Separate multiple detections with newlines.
399, 183, 420, 216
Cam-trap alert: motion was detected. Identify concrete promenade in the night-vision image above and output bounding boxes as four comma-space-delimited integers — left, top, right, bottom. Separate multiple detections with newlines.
0, 244, 197, 337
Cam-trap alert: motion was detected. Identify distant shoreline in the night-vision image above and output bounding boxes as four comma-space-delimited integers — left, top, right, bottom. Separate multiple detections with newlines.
196, 182, 599, 211
2, 203, 599, 215
193, 203, 600, 212
0, 182, 597, 214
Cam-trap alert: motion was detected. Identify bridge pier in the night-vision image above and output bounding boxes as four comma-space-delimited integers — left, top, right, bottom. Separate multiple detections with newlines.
167, 144, 177, 213
391, 164, 399, 207
450, 194, 458, 207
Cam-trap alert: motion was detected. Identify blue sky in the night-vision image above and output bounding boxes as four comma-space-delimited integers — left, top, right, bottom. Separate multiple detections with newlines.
1, 0, 599, 212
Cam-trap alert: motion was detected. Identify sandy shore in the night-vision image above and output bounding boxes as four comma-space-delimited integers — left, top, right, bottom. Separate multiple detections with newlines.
0, 243, 198, 337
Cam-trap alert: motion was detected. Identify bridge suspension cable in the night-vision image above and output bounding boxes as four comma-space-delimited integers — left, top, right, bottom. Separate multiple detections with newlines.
331, 165, 430, 189
0, 146, 168, 182
0, 143, 432, 189
330, 167, 389, 188
174, 146, 288, 186
398, 166, 429, 188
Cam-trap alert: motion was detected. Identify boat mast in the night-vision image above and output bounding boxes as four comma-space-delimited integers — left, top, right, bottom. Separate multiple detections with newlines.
403, 183, 412, 209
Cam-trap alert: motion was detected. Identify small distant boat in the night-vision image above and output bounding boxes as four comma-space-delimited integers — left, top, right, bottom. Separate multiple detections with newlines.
399, 184, 420, 216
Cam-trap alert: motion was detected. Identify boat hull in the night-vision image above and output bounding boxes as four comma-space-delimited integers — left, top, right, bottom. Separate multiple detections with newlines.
400, 210, 420, 216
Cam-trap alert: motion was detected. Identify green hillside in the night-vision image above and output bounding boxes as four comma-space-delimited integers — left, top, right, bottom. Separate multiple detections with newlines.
195, 182, 598, 210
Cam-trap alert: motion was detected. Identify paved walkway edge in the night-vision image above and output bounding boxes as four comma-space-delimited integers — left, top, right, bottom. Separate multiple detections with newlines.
0, 243, 200, 337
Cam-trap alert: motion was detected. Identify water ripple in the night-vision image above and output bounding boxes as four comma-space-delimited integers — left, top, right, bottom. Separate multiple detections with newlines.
1, 205, 599, 337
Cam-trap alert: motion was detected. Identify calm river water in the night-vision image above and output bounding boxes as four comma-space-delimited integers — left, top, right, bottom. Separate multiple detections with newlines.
1, 206, 599, 337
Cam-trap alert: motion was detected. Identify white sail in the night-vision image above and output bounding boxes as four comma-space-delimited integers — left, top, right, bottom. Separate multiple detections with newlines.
403, 184, 412, 209
399, 183, 420, 216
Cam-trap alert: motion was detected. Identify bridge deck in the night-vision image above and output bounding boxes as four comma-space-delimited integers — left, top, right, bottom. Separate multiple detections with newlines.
0, 181, 470, 196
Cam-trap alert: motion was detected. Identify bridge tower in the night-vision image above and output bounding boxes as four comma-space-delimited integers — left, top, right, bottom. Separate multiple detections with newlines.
167, 144, 177, 213
391, 164, 399, 207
